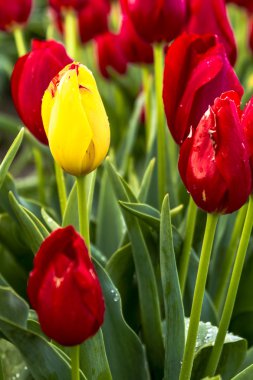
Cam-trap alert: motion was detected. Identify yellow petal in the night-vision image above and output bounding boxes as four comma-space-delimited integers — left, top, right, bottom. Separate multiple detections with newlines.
47, 69, 93, 176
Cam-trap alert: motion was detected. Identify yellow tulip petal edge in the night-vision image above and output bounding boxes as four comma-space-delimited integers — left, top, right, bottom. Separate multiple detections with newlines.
42, 62, 110, 176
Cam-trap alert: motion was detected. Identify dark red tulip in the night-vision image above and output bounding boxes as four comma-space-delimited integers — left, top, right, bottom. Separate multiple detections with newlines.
249, 16, 253, 53
49, 0, 87, 12
11, 39, 72, 144
78, 0, 110, 44
186, 0, 237, 65
119, 15, 153, 65
242, 97, 253, 170
95, 32, 128, 79
120, 0, 187, 43
178, 91, 252, 214
0, 0, 32, 31
163, 33, 243, 145
27, 226, 105, 346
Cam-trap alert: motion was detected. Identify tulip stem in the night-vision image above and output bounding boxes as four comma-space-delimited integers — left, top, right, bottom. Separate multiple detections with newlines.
154, 44, 166, 208
76, 176, 90, 252
179, 196, 198, 297
205, 196, 253, 377
13, 27, 26, 57
71, 345, 80, 380
179, 213, 219, 380
64, 9, 78, 58
213, 203, 247, 314
54, 161, 67, 218
141, 66, 152, 151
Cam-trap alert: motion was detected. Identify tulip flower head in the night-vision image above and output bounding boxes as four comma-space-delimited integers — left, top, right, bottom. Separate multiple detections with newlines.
27, 226, 105, 346
163, 33, 243, 145
42, 62, 110, 176
11, 39, 72, 145
49, 0, 88, 12
0, 0, 32, 31
178, 91, 252, 214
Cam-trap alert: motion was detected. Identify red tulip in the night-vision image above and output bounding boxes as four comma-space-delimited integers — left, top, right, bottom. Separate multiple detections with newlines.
119, 15, 153, 65
95, 32, 128, 79
178, 91, 252, 214
49, 0, 87, 12
78, 0, 110, 44
120, 0, 187, 43
0, 0, 32, 31
11, 39, 72, 144
27, 226, 105, 346
163, 33, 243, 145
186, 0, 237, 65
249, 16, 253, 53
242, 97, 253, 170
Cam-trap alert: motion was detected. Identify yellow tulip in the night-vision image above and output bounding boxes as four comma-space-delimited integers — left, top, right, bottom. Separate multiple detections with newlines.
42, 62, 110, 176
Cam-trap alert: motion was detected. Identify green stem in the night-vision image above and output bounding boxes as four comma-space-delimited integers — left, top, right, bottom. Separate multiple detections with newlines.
179, 197, 198, 296
54, 161, 67, 218
12, 27, 26, 57
141, 66, 152, 150
205, 197, 253, 377
64, 9, 78, 58
71, 345, 80, 380
154, 44, 166, 208
32, 148, 46, 205
76, 176, 90, 252
179, 213, 219, 380
213, 204, 247, 314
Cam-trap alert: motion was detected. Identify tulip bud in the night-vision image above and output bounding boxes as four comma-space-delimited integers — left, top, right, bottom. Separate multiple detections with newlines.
11, 39, 72, 144
0, 0, 32, 31
120, 0, 187, 43
95, 32, 128, 79
178, 91, 252, 214
119, 15, 153, 65
185, 0, 237, 65
163, 33, 243, 145
42, 62, 110, 175
78, 0, 110, 44
49, 0, 88, 12
27, 226, 105, 346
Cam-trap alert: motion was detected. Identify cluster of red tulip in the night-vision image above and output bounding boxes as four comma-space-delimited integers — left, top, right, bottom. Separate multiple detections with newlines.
1, 0, 253, 378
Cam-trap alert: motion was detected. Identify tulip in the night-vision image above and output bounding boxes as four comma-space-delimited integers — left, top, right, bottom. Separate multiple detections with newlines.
242, 97, 253, 169
78, 0, 110, 44
178, 91, 252, 214
27, 226, 104, 346
11, 39, 72, 145
163, 33, 243, 145
120, 0, 187, 43
186, 0, 237, 65
49, 0, 87, 12
249, 16, 253, 53
42, 62, 110, 175
0, 0, 32, 31
95, 32, 128, 79
119, 15, 153, 65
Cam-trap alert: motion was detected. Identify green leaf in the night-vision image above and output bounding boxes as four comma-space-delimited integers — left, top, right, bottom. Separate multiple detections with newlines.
231, 365, 253, 379
0, 128, 24, 190
116, 93, 144, 174
138, 158, 156, 203
119, 201, 160, 230
96, 169, 124, 258
8, 192, 45, 253
160, 195, 184, 380
62, 183, 78, 230
0, 286, 29, 328
106, 158, 164, 378
41, 208, 60, 231
94, 259, 150, 380
191, 320, 247, 380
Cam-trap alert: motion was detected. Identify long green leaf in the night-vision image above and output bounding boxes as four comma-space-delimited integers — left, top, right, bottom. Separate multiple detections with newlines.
160, 195, 184, 380
231, 365, 253, 379
0, 128, 24, 189
106, 158, 164, 378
